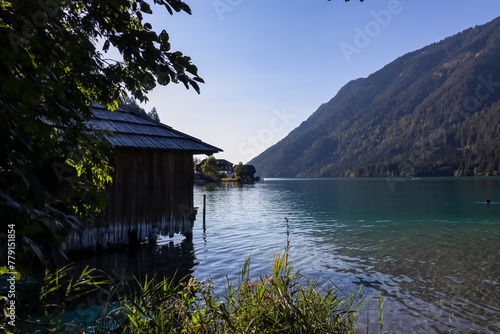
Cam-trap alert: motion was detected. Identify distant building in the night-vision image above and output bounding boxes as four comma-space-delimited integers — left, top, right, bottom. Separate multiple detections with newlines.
64, 103, 222, 252
194, 160, 258, 181
217, 159, 234, 175
195, 158, 235, 179
241, 165, 257, 182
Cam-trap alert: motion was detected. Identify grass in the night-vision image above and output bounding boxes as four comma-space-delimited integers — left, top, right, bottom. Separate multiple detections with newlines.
3, 217, 386, 333
3, 252, 364, 333
93, 252, 363, 333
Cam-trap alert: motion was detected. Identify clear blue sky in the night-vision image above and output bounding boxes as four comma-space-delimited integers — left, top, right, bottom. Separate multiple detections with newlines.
138, 0, 500, 164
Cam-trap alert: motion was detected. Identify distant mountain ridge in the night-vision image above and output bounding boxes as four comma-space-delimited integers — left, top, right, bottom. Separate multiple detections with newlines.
249, 16, 500, 178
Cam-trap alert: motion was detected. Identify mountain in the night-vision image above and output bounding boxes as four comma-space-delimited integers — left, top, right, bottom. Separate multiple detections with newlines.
249, 17, 500, 178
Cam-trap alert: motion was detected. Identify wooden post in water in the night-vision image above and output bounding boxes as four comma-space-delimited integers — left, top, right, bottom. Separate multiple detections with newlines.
203, 194, 206, 224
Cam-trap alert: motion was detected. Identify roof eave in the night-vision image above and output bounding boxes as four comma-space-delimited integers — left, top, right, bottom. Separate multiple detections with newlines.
193, 148, 223, 155
115, 146, 223, 155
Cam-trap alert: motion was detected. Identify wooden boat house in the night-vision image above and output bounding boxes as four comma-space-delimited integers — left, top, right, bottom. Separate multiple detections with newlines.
63, 104, 221, 251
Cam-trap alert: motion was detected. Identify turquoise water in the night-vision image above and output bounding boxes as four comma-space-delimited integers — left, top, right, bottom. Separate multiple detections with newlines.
72, 177, 500, 333
191, 178, 500, 333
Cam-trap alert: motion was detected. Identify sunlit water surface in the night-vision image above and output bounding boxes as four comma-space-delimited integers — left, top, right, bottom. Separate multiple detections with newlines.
77, 178, 500, 333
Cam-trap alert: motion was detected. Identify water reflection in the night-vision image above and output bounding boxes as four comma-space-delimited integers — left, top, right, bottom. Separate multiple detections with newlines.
191, 178, 500, 333
71, 236, 197, 291
65, 178, 500, 333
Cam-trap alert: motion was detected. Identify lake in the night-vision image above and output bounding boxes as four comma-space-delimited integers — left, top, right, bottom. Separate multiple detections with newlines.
75, 177, 500, 333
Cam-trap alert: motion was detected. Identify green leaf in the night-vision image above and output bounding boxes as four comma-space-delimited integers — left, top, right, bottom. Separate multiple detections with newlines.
140, 1, 152, 14
193, 76, 204, 83
103, 39, 110, 52
22, 236, 45, 262
1, 0, 200, 275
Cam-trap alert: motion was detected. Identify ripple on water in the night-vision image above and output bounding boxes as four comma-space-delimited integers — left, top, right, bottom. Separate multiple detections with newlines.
62, 179, 500, 334
195, 179, 500, 333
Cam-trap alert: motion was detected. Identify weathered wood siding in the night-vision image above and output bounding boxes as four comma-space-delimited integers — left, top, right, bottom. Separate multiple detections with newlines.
64, 148, 196, 251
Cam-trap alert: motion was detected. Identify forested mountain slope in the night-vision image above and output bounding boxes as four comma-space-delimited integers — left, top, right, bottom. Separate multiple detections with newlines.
249, 16, 500, 177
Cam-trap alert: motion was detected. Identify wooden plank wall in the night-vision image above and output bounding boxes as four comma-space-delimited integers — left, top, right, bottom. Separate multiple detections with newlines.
64, 148, 196, 251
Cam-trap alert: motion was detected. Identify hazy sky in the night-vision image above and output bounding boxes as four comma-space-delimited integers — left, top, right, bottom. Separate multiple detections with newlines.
136, 0, 500, 164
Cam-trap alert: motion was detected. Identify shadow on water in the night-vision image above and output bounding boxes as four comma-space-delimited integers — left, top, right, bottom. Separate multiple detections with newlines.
13, 236, 197, 333
69, 236, 197, 291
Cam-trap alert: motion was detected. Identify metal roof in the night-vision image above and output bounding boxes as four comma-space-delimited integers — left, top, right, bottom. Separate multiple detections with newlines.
89, 104, 222, 154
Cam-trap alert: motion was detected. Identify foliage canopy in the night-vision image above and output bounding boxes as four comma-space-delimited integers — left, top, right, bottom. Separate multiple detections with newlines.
201, 156, 220, 182
0, 0, 202, 272
233, 162, 247, 178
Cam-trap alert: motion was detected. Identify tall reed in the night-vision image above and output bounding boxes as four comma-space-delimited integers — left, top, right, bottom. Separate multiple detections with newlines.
92, 252, 362, 333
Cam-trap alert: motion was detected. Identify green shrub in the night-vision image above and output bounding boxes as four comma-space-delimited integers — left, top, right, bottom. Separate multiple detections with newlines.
5, 253, 364, 333
94, 252, 362, 333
